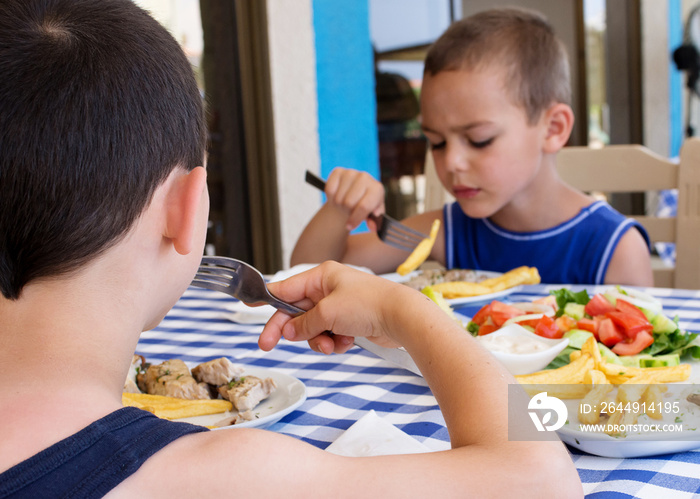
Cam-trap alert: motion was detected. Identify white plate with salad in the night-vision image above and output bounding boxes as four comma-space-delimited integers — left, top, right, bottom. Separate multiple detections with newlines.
466, 286, 700, 457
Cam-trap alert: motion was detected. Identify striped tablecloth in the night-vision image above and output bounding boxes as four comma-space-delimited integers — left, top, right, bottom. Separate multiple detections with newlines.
136, 283, 700, 498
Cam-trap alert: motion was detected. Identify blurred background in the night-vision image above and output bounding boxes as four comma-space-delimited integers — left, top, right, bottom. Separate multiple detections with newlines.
134, 0, 696, 273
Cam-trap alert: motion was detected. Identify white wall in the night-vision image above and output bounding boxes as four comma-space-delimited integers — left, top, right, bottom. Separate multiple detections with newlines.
266, 0, 321, 269
641, 0, 671, 156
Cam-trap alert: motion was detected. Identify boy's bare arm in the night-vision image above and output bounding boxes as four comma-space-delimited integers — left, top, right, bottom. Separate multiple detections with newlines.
291, 167, 446, 273
604, 229, 654, 286
126, 263, 582, 498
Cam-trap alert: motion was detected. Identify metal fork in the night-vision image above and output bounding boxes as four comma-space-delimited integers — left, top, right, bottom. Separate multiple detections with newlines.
192, 256, 304, 316
304, 170, 427, 252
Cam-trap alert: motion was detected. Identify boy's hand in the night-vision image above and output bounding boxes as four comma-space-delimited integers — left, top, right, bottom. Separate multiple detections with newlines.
258, 262, 404, 355
325, 167, 385, 232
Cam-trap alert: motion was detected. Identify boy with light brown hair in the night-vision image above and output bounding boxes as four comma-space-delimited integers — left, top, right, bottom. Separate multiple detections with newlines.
292, 7, 653, 286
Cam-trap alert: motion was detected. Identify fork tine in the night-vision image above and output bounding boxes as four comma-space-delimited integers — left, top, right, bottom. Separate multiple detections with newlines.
201, 255, 240, 268
191, 277, 232, 295
381, 215, 427, 240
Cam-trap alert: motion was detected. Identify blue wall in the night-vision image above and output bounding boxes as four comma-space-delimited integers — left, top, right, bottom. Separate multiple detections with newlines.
669, 0, 683, 157
312, 0, 379, 181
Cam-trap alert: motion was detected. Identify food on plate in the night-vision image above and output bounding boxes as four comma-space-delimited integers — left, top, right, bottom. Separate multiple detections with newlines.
122, 392, 233, 419
477, 329, 551, 354
192, 357, 244, 386
218, 375, 277, 412
421, 286, 460, 323
467, 286, 700, 367
516, 337, 691, 436
125, 356, 278, 425
402, 268, 493, 291
123, 354, 144, 394
137, 359, 211, 399
396, 219, 440, 276
432, 266, 540, 298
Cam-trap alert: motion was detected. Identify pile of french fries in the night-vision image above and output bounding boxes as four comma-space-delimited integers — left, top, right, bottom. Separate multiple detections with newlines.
515, 337, 691, 435
122, 392, 232, 420
431, 265, 540, 298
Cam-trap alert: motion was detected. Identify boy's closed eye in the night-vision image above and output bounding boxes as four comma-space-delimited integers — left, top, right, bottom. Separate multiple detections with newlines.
468, 137, 494, 149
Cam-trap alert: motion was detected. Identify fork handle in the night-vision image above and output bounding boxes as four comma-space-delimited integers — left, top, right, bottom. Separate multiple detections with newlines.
305, 170, 327, 191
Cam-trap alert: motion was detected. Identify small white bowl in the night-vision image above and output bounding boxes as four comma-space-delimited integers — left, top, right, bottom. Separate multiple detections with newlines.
476, 323, 570, 375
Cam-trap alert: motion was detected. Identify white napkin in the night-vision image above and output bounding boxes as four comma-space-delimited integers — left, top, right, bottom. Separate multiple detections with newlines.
223, 301, 276, 324
325, 410, 431, 457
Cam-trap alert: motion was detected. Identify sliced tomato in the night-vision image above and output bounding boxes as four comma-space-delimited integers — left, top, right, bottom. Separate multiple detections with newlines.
612, 330, 654, 356
584, 294, 616, 317
597, 318, 625, 346
518, 317, 542, 329
489, 301, 526, 327
614, 299, 649, 321
554, 315, 577, 333
606, 311, 653, 339
478, 323, 499, 336
576, 318, 598, 336
534, 314, 563, 339
471, 303, 493, 325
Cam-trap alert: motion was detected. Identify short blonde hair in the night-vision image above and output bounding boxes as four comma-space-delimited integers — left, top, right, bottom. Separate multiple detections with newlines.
424, 7, 571, 124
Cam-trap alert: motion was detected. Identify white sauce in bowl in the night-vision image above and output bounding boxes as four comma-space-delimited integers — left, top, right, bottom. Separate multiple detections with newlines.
477, 333, 549, 354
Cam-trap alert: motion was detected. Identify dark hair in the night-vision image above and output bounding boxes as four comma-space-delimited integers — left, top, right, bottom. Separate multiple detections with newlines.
0, 0, 206, 299
424, 7, 571, 124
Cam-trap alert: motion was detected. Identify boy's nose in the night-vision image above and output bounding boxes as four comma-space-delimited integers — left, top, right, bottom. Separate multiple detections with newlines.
443, 143, 469, 173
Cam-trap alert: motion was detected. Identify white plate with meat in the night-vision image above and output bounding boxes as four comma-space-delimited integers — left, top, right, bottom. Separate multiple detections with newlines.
173, 366, 307, 430
381, 269, 522, 306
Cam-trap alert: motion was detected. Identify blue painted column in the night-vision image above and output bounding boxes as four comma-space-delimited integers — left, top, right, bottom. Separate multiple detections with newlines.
669, 0, 683, 156
312, 0, 379, 181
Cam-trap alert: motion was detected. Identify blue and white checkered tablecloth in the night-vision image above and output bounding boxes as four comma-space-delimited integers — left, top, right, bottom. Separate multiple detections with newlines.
137, 284, 700, 499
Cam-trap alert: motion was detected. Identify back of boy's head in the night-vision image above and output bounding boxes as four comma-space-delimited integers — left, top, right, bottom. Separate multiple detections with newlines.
424, 7, 571, 124
0, 0, 206, 300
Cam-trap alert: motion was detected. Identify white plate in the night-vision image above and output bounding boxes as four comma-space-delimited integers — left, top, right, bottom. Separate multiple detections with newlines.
174, 367, 307, 430
380, 270, 522, 306
553, 365, 700, 458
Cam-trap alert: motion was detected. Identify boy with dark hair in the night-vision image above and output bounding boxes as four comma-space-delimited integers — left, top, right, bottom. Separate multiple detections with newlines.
0, 2, 582, 497
292, 7, 653, 286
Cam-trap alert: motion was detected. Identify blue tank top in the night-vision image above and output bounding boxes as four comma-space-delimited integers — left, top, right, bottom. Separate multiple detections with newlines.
443, 200, 650, 284
0, 407, 208, 498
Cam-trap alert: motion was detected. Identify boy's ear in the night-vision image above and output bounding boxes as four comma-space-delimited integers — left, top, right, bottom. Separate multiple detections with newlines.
164, 166, 208, 255
542, 103, 575, 154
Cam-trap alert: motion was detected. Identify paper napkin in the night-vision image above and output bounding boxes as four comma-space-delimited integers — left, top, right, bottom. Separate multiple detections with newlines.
325, 410, 431, 457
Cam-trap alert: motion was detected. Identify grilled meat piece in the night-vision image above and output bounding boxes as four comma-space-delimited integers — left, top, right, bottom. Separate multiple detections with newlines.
191, 357, 244, 386
141, 359, 210, 400
218, 375, 277, 412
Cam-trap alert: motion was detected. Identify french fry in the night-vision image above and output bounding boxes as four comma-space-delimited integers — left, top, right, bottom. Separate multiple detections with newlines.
580, 337, 603, 370
432, 265, 540, 298
515, 352, 594, 386
641, 385, 665, 420
478, 266, 541, 291
122, 392, 233, 420
578, 369, 613, 424
599, 362, 691, 384
396, 219, 441, 276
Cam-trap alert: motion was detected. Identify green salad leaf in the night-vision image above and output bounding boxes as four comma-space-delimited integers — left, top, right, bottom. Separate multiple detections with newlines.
550, 288, 590, 317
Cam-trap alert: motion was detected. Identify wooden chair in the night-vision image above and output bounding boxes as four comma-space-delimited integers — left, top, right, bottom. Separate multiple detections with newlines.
556, 137, 700, 289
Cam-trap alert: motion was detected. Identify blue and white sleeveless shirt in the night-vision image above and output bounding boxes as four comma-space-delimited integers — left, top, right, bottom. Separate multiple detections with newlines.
443, 200, 650, 285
